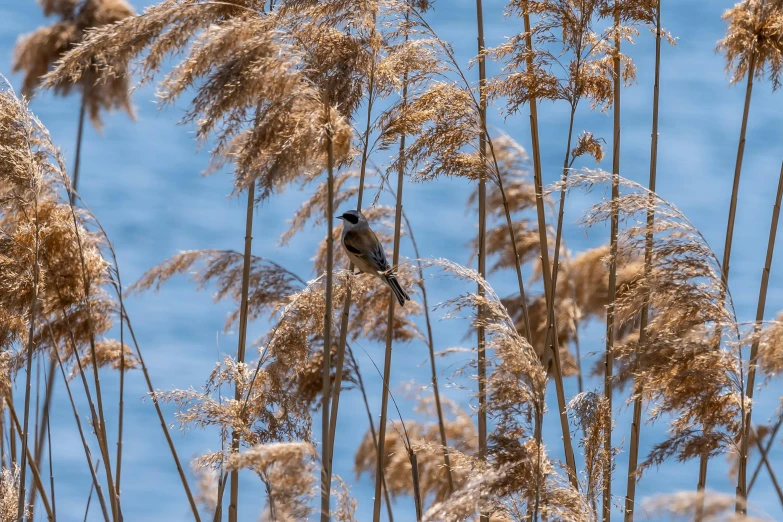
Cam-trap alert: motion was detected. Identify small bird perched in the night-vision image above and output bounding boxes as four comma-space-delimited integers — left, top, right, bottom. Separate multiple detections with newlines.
337, 209, 410, 306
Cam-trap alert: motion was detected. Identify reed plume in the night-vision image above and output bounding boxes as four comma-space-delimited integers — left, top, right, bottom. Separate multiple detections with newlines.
14, 0, 135, 205
556, 171, 742, 478
0, 81, 128, 520
716, 0, 783, 508
0, 465, 29, 522
226, 442, 316, 521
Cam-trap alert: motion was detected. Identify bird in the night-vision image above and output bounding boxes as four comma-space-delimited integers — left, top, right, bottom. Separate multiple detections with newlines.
337, 209, 410, 306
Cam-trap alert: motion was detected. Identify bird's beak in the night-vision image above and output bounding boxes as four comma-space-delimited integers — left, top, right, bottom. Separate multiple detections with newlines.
336, 215, 344, 221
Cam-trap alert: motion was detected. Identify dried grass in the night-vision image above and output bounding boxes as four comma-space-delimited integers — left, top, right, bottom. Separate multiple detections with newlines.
13, 0, 136, 128
556, 170, 742, 471
0, 465, 28, 522
642, 490, 771, 521
717, 0, 783, 89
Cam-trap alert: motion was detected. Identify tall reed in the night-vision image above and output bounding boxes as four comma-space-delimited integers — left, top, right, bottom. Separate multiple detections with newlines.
736, 161, 783, 511
475, 1, 490, 520
319, 104, 336, 521
706, 0, 783, 502
17, 151, 41, 522
374, 10, 412, 518
326, 5, 378, 478
13, 0, 135, 203
624, 1, 662, 519
602, 2, 622, 519
228, 180, 255, 522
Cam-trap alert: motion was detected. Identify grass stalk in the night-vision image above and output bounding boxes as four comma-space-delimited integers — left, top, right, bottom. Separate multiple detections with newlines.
62, 192, 120, 520
10, 400, 16, 467
29, 358, 56, 515
84, 478, 96, 522
373, 37, 411, 521
320, 102, 336, 522
401, 207, 454, 492
6, 399, 53, 522
698, 35, 758, 512
47, 323, 110, 522
120, 306, 201, 520
18, 175, 41, 522
624, 2, 661, 519
71, 89, 87, 206
752, 432, 783, 506
518, 6, 579, 491
736, 160, 783, 510
52, 288, 116, 520
327, 5, 378, 476
346, 345, 395, 520
228, 180, 256, 522
603, 5, 621, 520
45, 364, 56, 521
116, 268, 127, 497
475, 1, 489, 520
749, 415, 783, 493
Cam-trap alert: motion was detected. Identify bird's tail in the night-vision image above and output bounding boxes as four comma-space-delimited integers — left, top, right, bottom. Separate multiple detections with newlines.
384, 272, 410, 307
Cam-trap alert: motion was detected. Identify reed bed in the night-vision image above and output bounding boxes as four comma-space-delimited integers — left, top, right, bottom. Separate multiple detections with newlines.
0, 0, 782, 521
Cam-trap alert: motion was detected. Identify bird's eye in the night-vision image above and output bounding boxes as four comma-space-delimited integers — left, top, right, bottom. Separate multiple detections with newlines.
343, 213, 359, 225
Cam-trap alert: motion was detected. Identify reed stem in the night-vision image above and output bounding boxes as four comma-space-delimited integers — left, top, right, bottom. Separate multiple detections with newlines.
603, 5, 621, 520
228, 181, 255, 522
6, 399, 53, 522
736, 160, 783, 511
749, 415, 783, 493
347, 345, 394, 520
71, 89, 87, 206
320, 103, 336, 522
373, 29, 410, 519
475, 0, 489, 519
327, 5, 378, 477
18, 179, 40, 522
47, 324, 110, 522
120, 307, 201, 520
519, 7, 579, 490
698, 35, 757, 517
624, 2, 661, 519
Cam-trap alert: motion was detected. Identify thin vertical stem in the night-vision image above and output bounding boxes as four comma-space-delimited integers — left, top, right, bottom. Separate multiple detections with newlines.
400, 207, 454, 492
328, 5, 378, 473
65, 196, 120, 521
10, 404, 16, 467
121, 307, 201, 521
475, 0, 489, 520
18, 187, 40, 522
48, 324, 110, 522
347, 345, 394, 521
624, 2, 661, 520
229, 182, 256, 522
736, 160, 783, 511
749, 415, 783, 493
518, 6, 579, 490
45, 365, 56, 522
71, 89, 87, 206
116, 269, 127, 498
698, 40, 757, 513
752, 433, 783, 506
603, 6, 621, 521
32, 361, 55, 482
6, 399, 53, 522
30, 359, 57, 518
373, 32, 410, 520
51, 281, 115, 521
84, 479, 96, 522
321, 103, 336, 522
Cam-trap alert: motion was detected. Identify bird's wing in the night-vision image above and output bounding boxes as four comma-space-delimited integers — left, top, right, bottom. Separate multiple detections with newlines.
344, 228, 390, 273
